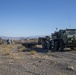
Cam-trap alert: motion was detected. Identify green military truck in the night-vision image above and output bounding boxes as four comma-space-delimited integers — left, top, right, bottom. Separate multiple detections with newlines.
38, 29, 76, 51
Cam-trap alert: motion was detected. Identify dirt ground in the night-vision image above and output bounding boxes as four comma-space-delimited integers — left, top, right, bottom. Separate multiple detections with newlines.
0, 44, 76, 75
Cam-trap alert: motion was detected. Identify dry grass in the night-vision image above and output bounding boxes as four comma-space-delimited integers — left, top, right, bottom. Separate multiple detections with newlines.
4, 53, 10, 56
30, 50, 37, 55
0, 44, 26, 56
59, 72, 68, 75
18, 46, 26, 52
0, 61, 3, 64
0, 44, 7, 48
0, 45, 11, 56
67, 65, 74, 71
10, 53, 22, 59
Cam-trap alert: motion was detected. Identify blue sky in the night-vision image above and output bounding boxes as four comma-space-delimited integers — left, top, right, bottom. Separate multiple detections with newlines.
0, 0, 76, 37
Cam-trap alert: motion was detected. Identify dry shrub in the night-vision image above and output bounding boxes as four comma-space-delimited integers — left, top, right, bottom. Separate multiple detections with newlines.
2, 51, 11, 56
0, 44, 7, 48
11, 53, 22, 59
13, 56, 22, 59
17, 45, 26, 52
3, 47, 11, 56
30, 50, 37, 55
0, 61, 3, 64
0, 45, 12, 56
0, 39, 6, 45
7, 45, 15, 48
67, 65, 74, 71
7, 44, 20, 49
4, 53, 10, 56
0, 44, 26, 56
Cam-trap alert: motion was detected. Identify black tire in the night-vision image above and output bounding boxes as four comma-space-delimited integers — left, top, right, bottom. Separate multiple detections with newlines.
28, 44, 32, 48
70, 47, 74, 50
42, 41, 47, 49
54, 41, 59, 51
26, 44, 29, 48
46, 41, 51, 50
60, 40, 64, 52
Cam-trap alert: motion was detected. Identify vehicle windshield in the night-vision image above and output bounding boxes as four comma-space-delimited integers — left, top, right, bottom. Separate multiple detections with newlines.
66, 30, 76, 35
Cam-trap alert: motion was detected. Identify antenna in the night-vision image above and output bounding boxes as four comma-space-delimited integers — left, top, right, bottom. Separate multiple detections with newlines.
64, 0, 71, 29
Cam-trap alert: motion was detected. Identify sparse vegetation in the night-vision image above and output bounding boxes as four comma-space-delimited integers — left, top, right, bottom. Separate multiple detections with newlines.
59, 72, 68, 75
67, 65, 74, 71
11, 53, 22, 59
17, 45, 26, 52
30, 50, 37, 55
0, 44, 26, 56
0, 45, 11, 56
4, 52, 10, 56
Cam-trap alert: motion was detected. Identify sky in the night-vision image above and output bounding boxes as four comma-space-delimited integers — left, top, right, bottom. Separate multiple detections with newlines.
0, 0, 76, 37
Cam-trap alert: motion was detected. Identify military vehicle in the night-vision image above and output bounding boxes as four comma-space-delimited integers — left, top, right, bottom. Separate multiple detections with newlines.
38, 36, 52, 49
22, 38, 38, 48
38, 29, 76, 51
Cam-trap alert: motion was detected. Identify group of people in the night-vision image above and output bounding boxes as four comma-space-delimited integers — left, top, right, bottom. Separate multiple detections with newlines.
6, 39, 14, 44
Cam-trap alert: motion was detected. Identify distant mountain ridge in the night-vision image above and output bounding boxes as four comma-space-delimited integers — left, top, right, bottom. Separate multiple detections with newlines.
0, 36, 21, 40
0, 35, 46, 40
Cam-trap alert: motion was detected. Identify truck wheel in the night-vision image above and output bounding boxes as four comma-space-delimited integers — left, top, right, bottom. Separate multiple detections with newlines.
28, 44, 31, 48
54, 41, 59, 51
42, 41, 47, 49
46, 41, 51, 50
26, 44, 28, 48
70, 47, 74, 50
60, 40, 64, 52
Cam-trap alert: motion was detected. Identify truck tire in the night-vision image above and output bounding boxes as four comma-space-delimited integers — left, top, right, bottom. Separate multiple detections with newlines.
26, 44, 31, 48
70, 47, 74, 50
54, 40, 59, 51
60, 40, 64, 52
42, 41, 47, 49
46, 41, 51, 50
